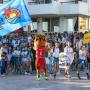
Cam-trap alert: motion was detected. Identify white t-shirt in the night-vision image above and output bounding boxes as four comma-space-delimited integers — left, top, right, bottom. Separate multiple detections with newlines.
13, 50, 21, 56
2, 38, 7, 43
12, 39, 20, 48
21, 50, 28, 57
45, 57, 50, 64
28, 36, 32, 44
79, 50, 87, 60
53, 47, 59, 58
64, 46, 74, 64
7, 53, 12, 61
64, 47, 73, 52
61, 37, 66, 44
76, 41, 79, 50
21, 50, 28, 61
79, 39, 83, 49
0, 41, 2, 45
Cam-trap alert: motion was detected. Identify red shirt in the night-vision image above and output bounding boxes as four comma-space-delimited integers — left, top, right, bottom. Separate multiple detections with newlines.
36, 46, 45, 58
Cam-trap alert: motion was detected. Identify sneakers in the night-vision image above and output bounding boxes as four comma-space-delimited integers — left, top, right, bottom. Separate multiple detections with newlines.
54, 74, 56, 79
44, 76, 48, 80
86, 73, 90, 80
24, 72, 28, 75
36, 75, 40, 81
36, 75, 49, 80
77, 73, 81, 80
1, 74, 6, 77
76, 73, 90, 80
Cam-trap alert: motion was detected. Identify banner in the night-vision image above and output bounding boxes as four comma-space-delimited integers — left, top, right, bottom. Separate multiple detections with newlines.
83, 33, 90, 44
0, 0, 32, 36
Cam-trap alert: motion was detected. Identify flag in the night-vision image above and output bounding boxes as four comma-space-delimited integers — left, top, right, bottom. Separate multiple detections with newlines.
83, 33, 90, 44
0, 0, 32, 36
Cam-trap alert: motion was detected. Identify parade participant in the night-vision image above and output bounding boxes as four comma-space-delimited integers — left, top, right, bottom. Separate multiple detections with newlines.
21, 46, 29, 75
34, 34, 48, 80
1, 44, 8, 73
45, 44, 50, 75
61, 34, 67, 49
0, 46, 7, 76
27, 46, 34, 74
45, 43, 52, 76
27, 34, 32, 45
52, 42, 60, 79
11, 38, 20, 48
12, 46, 21, 74
7, 46, 12, 74
64, 41, 74, 78
76, 45, 90, 80
1, 44, 8, 54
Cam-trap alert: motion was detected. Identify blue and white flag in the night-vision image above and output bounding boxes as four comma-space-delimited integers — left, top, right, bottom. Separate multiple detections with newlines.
0, 0, 32, 36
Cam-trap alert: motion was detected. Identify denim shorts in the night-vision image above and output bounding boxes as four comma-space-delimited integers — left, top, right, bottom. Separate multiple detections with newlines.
76, 59, 88, 68
52, 57, 59, 68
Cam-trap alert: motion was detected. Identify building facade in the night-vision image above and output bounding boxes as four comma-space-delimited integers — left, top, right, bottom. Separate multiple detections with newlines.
27, 0, 90, 33
1, 0, 90, 33
0, 0, 9, 4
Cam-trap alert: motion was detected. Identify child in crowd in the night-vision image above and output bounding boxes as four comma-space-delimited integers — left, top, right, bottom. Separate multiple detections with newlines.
76, 45, 90, 80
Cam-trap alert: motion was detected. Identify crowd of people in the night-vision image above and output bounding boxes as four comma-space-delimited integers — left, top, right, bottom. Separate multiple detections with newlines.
0, 31, 90, 80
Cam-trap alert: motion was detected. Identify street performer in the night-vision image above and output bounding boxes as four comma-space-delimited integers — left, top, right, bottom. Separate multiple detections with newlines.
34, 34, 48, 80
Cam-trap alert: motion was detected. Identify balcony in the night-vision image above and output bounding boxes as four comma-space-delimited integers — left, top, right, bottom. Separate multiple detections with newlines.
28, 1, 89, 17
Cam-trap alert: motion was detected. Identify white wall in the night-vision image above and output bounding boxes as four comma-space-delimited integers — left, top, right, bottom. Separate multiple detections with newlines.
88, 0, 90, 15
28, 3, 60, 15
79, 1, 88, 15
59, 3, 79, 15
28, 1, 89, 16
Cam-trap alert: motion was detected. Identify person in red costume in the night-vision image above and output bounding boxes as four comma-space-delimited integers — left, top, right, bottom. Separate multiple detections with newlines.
34, 34, 48, 80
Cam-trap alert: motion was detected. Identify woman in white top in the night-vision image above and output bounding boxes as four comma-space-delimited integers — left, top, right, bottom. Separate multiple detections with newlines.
21, 47, 29, 75
12, 47, 21, 74
64, 41, 74, 78
76, 45, 90, 80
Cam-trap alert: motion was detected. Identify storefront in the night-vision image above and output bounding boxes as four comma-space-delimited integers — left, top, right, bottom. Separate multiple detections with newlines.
29, 15, 90, 33
79, 16, 89, 32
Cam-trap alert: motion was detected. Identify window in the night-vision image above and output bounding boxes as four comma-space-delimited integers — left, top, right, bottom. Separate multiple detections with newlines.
79, 17, 88, 32
28, 0, 51, 4
2, 0, 10, 4
75, 0, 87, 3
43, 22, 48, 32
67, 19, 74, 32
30, 22, 37, 31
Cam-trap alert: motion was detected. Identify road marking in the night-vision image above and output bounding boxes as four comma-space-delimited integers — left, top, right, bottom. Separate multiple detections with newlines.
25, 88, 47, 90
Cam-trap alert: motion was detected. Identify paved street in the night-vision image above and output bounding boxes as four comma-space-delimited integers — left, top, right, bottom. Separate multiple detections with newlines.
0, 72, 90, 90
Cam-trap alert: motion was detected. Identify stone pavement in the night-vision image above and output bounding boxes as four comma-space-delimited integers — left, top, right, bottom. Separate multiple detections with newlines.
0, 72, 90, 90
